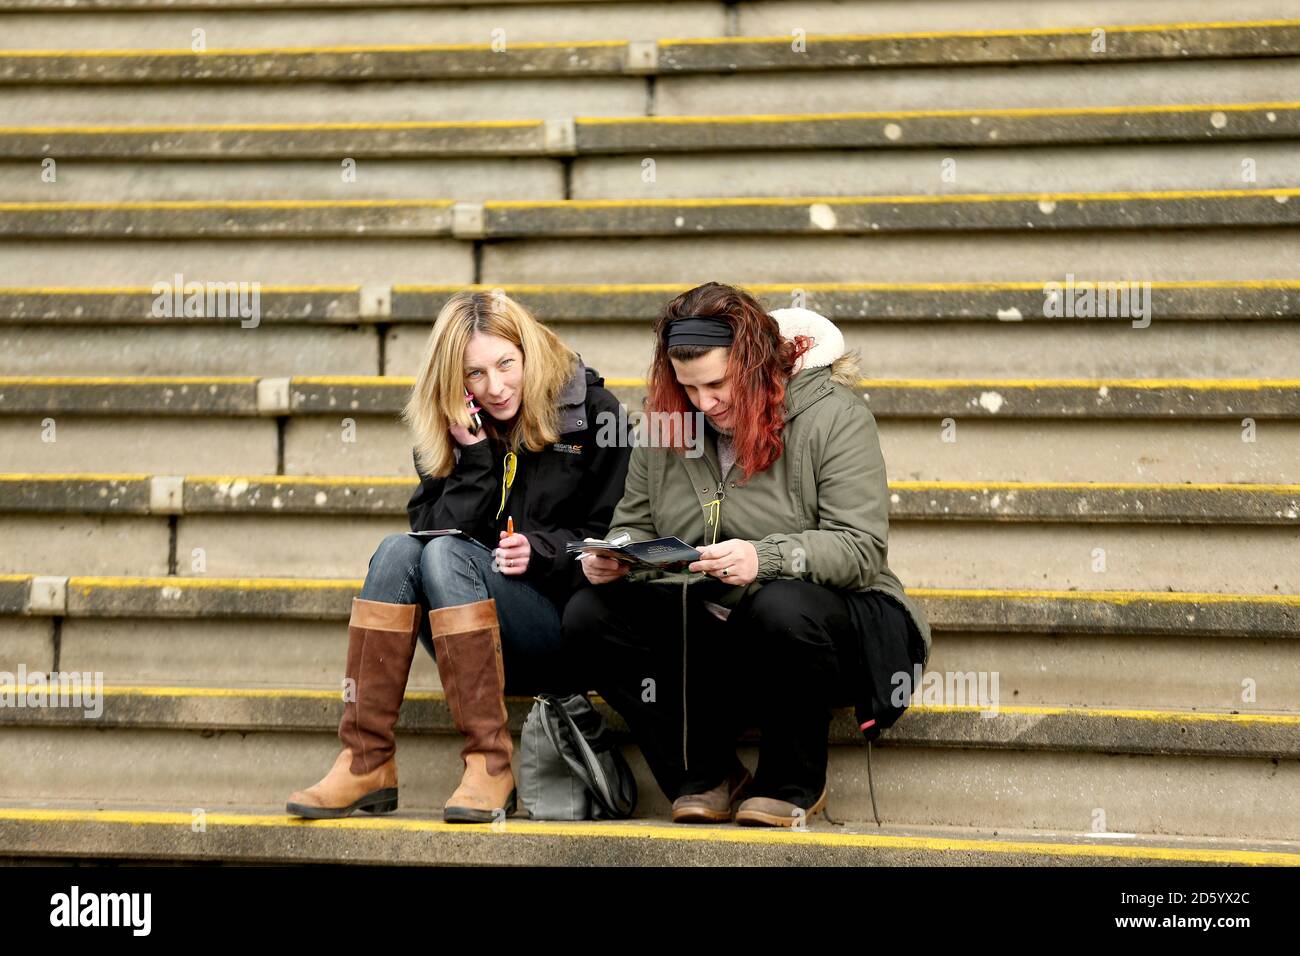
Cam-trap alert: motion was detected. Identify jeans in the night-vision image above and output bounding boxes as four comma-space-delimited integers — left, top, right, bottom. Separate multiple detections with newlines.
360, 532, 572, 696
563, 578, 901, 809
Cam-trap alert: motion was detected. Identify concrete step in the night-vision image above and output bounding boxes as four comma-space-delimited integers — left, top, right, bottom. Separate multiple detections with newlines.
1, 686, 1296, 838
8, 143, 1299, 203
3, 189, 1298, 238
8, 603, 1298, 713
2, 475, 1297, 590
1, 0, 1292, 50
2, 377, 1296, 480
3, 802, 1296, 867
2, 102, 1294, 161
3, 281, 1297, 379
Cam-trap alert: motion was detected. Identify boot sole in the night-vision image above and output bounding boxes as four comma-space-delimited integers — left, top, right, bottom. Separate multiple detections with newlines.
735, 790, 827, 828
444, 789, 517, 824
286, 787, 399, 820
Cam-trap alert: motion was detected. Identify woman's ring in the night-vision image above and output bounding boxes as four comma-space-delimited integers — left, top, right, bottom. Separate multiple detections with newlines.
721, 566, 731, 577
506, 558, 513, 568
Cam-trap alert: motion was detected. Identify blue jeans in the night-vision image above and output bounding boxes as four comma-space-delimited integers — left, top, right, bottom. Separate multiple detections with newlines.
360, 532, 571, 695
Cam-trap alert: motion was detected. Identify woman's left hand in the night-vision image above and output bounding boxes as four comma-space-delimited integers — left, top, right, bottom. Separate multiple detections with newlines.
689, 539, 758, 586
495, 532, 531, 575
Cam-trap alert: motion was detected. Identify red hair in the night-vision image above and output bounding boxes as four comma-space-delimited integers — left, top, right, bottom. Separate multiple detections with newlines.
647, 282, 811, 478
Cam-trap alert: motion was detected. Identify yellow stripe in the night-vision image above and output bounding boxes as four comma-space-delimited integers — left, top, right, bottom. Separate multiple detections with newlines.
660, 19, 1300, 45
1, 39, 627, 58
0, 808, 1293, 865
0, 472, 152, 481
0, 574, 32, 583
14, 684, 1292, 726
66, 576, 361, 590
912, 587, 1300, 605
0, 285, 361, 294
0, 375, 257, 385
0, 199, 454, 211
856, 377, 1300, 388
2, 102, 1295, 137
291, 375, 414, 386
0, 120, 542, 135
577, 102, 1300, 125
889, 480, 1300, 493
485, 188, 1300, 208
184, 474, 413, 486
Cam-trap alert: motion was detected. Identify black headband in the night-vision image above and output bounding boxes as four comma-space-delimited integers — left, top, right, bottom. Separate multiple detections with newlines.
664, 315, 735, 348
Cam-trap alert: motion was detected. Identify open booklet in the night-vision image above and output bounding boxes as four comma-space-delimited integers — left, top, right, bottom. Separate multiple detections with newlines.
565, 535, 701, 571
406, 529, 492, 551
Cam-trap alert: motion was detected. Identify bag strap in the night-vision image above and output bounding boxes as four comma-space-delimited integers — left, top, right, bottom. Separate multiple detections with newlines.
537, 695, 634, 818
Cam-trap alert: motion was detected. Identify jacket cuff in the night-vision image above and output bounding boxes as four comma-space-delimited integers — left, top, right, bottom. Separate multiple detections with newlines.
755, 539, 784, 582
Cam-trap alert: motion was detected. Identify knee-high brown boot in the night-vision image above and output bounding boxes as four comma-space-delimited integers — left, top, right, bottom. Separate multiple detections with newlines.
286, 597, 420, 819
430, 598, 517, 823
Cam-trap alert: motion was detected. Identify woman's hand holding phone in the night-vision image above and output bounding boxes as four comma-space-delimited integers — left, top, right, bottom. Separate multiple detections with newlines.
449, 388, 487, 446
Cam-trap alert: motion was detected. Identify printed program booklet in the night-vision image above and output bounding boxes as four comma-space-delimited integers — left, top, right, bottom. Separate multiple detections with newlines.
565, 536, 701, 570
406, 529, 491, 551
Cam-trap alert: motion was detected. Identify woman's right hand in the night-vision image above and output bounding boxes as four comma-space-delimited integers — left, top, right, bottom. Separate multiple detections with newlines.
449, 422, 487, 446
581, 554, 631, 585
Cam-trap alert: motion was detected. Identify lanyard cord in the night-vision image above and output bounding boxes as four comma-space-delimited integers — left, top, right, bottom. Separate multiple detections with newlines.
494, 451, 517, 521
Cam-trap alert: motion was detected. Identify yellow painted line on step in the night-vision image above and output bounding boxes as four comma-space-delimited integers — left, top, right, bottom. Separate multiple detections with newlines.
891, 480, 1300, 493
0, 199, 455, 211
66, 575, 362, 590
661, 19, 1300, 45
291, 375, 414, 386
1, 39, 627, 58
0, 472, 152, 481
4, 685, 445, 702
0, 808, 1293, 865
0, 285, 362, 294
184, 474, 413, 486
909, 703, 1300, 726
912, 587, 1300, 606
0, 574, 32, 583
487, 188, 1300, 208
0, 120, 543, 135
0, 374, 257, 385
607, 377, 1300, 389
578, 102, 1300, 124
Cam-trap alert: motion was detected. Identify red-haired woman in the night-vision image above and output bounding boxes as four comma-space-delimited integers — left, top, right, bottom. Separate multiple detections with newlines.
563, 282, 931, 826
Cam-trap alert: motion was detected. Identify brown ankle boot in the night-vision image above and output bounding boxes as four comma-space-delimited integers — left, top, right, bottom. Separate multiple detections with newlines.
286, 597, 419, 819
430, 598, 517, 823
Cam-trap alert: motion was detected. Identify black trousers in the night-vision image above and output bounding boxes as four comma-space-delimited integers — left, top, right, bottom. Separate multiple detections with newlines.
563, 577, 909, 808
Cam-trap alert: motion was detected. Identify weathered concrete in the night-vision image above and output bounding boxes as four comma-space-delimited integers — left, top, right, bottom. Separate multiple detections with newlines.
572, 144, 1300, 199
0, 239, 473, 286
480, 232, 1300, 284
0, 514, 170, 576
3, 23, 1295, 83
0, 199, 456, 238
479, 190, 1300, 237
0, 158, 563, 201
173, 514, 408, 578
2, 726, 1298, 838
56, 616, 443, 691
282, 416, 412, 476
6, 803, 1294, 867
0, 418, 279, 474
0, 3, 723, 49
0, 616, 51, 673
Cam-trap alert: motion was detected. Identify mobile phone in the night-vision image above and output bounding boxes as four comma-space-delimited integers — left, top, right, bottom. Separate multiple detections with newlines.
463, 387, 483, 434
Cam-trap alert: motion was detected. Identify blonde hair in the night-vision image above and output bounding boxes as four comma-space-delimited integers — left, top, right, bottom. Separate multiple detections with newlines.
402, 290, 578, 478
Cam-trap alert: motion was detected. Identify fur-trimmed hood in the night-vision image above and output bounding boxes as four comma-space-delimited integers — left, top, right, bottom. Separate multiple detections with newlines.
771, 306, 861, 387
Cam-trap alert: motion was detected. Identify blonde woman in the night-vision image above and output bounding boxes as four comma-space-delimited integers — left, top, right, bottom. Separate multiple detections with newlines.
287, 290, 632, 822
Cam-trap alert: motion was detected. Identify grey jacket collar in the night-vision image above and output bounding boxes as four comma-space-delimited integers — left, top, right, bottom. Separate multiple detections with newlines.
556, 356, 589, 433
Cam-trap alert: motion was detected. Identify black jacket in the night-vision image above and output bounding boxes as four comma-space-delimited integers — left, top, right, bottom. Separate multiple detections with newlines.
406, 360, 633, 610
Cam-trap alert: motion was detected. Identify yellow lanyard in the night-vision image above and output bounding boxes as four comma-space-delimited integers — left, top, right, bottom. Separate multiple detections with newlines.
704, 483, 724, 545
495, 451, 517, 521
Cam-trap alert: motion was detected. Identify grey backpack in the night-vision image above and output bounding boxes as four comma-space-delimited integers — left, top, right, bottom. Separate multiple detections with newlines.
518, 693, 637, 820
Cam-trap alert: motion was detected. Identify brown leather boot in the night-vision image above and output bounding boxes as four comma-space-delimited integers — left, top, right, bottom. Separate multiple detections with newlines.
286, 597, 419, 819
431, 598, 517, 823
